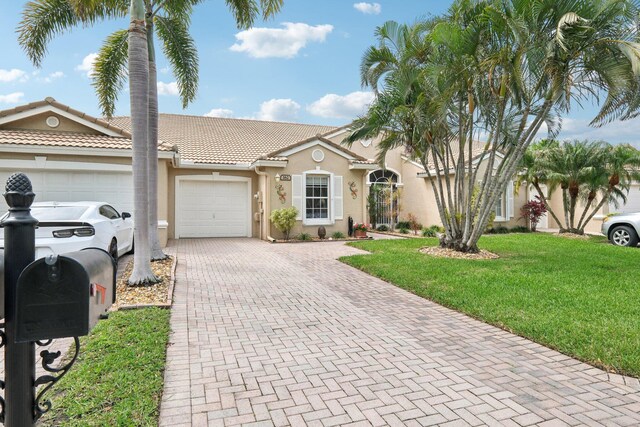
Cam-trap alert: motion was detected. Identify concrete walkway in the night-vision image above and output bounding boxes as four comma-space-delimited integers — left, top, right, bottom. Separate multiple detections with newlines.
160, 239, 640, 426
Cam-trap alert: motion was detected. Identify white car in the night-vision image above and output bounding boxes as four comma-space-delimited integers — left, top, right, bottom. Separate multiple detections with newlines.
0, 202, 134, 260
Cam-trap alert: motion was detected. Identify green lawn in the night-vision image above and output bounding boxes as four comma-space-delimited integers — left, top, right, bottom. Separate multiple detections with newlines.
343, 233, 640, 378
41, 307, 171, 426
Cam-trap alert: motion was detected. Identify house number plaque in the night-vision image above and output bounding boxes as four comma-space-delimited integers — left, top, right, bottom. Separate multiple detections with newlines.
279, 174, 292, 181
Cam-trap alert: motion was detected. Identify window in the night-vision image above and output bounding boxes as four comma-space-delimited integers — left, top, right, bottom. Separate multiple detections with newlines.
305, 175, 329, 219
99, 205, 120, 220
494, 193, 504, 219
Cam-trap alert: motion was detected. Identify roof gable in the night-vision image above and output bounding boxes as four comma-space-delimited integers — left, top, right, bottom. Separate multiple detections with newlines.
0, 97, 131, 138
267, 135, 368, 162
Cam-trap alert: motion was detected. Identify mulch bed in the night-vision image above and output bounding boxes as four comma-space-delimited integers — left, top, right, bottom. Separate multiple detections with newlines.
420, 246, 500, 260
371, 230, 423, 238
114, 256, 176, 310
553, 232, 591, 240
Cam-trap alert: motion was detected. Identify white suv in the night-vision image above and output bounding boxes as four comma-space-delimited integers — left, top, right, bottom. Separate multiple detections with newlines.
602, 212, 640, 247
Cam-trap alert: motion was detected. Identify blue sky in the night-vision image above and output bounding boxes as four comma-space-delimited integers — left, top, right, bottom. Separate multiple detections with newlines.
1, 1, 638, 145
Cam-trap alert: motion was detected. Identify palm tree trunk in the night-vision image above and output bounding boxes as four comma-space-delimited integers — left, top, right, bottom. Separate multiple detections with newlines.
128, 0, 158, 285
576, 197, 594, 232
146, 23, 167, 261
562, 188, 570, 231
581, 189, 612, 231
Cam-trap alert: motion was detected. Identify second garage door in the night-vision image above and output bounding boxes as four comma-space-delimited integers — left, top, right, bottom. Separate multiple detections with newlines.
0, 168, 133, 215
177, 178, 251, 238
612, 184, 640, 214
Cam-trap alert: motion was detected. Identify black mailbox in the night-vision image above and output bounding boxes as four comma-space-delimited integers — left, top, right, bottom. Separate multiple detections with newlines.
15, 248, 115, 343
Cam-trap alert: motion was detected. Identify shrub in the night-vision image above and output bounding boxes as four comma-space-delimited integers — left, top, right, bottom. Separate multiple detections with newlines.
376, 225, 389, 232
520, 196, 548, 231
407, 213, 422, 235
396, 220, 411, 229
510, 225, 530, 233
422, 228, 437, 237
297, 232, 313, 241
331, 231, 345, 239
270, 207, 298, 241
487, 226, 509, 234
399, 227, 409, 234
428, 224, 444, 233
485, 211, 496, 232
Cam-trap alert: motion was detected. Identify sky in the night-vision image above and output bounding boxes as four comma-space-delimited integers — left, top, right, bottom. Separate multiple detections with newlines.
0, 0, 638, 145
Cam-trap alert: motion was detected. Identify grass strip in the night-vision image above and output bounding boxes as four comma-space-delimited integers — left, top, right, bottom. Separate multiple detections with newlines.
41, 307, 171, 426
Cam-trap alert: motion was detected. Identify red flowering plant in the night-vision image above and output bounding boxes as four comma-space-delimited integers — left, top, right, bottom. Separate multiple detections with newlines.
520, 196, 548, 231
353, 223, 371, 232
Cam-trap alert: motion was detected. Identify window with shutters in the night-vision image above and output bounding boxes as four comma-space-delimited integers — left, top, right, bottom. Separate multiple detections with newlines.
305, 175, 329, 220
291, 171, 342, 225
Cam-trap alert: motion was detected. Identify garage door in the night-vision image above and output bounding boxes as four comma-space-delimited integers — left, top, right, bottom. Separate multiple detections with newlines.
611, 184, 640, 214
0, 169, 133, 215
177, 179, 250, 238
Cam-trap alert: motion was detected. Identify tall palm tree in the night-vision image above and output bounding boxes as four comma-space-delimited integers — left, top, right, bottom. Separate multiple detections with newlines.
348, 0, 640, 253
18, 0, 284, 282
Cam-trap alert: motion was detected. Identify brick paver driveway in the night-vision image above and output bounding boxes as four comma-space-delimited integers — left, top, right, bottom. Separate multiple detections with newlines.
161, 239, 640, 427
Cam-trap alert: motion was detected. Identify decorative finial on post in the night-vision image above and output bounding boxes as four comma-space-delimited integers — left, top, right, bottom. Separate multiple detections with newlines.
4, 172, 35, 209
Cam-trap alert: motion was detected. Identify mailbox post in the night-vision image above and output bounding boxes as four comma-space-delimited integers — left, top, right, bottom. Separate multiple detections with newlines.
0, 173, 116, 425
3, 173, 37, 426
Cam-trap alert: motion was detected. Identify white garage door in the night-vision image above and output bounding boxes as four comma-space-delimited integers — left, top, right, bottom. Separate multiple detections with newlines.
0, 169, 133, 216
177, 179, 250, 238
612, 184, 640, 214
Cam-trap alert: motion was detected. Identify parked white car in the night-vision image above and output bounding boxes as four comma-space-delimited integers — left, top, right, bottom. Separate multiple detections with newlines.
602, 212, 640, 247
0, 202, 134, 259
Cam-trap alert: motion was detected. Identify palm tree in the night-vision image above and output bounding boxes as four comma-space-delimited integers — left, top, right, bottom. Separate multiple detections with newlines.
579, 143, 640, 229
541, 140, 607, 232
18, 0, 284, 282
348, 0, 640, 253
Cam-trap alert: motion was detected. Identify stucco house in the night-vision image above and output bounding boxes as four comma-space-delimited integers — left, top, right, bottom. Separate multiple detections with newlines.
0, 98, 378, 244
0, 98, 634, 241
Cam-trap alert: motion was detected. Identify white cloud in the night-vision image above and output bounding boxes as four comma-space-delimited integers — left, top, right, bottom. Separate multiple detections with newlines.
535, 116, 640, 145
230, 22, 333, 59
204, 108, 234, 118
76, 53, 98, 77
0, 92, 25, 104
39, 71, 65, 83
256, 98, 301, 121
307, 91, 374, 119
157, 81, 179, 96
0, 69, 28, 83
353, 2, 381, 14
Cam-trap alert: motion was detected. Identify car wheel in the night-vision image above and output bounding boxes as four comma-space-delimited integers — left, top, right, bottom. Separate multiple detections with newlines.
610, 225, 639, 247
109, 238, 119, 260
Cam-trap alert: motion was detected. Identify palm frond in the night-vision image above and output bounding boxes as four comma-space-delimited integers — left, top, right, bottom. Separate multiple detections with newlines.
93, 29, 129, 118
155, 14, 199, 108
17, 0, 80, 67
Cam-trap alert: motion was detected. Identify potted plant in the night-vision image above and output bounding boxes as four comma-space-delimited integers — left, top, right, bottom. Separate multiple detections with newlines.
353, 223, 370, 238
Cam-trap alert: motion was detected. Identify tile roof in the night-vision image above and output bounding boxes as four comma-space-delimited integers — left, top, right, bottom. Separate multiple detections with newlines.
0, 129, 173, 151
109, 114, 338, 164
